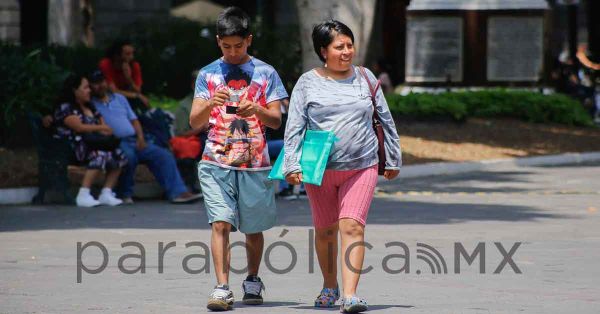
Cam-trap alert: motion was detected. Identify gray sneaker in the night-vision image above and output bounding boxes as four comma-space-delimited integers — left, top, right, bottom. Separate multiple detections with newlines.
207, 285, 234, 311
242, 276, 265, 305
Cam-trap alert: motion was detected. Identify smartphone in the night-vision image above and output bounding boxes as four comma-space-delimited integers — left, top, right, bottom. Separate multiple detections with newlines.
225, 105, 238, 114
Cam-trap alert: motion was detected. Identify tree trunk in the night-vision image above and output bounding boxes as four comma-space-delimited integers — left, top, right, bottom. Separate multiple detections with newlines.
48, 0, 94, 46
295, 0, 376, 71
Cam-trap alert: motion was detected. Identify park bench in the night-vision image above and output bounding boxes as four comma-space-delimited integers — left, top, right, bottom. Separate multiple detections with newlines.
28, 112, 77, 204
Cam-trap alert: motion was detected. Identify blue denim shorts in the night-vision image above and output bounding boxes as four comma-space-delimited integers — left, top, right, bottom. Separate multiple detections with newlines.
198, 162, 276, 234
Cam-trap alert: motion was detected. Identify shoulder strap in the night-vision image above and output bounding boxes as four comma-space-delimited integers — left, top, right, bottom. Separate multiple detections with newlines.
358, 66, 381, 120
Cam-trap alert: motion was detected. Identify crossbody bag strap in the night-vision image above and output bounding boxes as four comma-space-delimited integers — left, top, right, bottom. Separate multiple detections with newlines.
358, 66, 381, 121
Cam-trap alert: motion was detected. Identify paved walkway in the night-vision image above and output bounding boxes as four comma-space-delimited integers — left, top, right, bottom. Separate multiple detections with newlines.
1, 162, 599, 313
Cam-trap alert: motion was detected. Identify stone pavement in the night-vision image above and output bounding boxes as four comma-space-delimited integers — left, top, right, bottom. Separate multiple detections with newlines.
1, 162, 599, 313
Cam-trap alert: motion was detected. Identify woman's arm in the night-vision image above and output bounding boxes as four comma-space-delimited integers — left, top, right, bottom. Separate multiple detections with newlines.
374, 87, 402, 170
282, 77, 308, 177
107, 82, 139, 98
368, 69, 402, 170
64, 115, 111, 134
576, 51, 600, 71
98, 117, 113, 135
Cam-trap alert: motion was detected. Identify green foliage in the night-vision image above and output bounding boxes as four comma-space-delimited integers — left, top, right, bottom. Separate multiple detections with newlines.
110, 16, 220, 99
148, 94, 180, 113
0, 44, 69, 130
385, 90, 594, 126
112, 16, 303, 96
0, 16, 304, 146
386, 92, 468, 121
251, 23, 303, 92
41, 44, 104, 76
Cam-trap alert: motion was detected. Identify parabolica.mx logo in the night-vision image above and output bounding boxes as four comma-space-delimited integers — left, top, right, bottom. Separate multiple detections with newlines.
76, 229, 522, 283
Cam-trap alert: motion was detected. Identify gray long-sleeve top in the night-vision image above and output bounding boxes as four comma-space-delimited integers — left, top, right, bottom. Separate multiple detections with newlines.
282, 66, 402, 176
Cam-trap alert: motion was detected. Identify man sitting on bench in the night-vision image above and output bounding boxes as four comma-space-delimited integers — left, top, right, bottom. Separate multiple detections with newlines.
88, 70, 201, 204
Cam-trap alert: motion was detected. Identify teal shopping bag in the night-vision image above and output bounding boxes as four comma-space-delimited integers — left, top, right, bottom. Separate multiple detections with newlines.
268, 130, 337, 186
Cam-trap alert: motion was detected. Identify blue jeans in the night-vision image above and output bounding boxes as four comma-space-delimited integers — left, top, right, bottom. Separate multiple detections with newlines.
118, 137, 187, 200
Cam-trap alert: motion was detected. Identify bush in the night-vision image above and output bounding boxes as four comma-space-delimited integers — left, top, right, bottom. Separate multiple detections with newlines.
0, 16, 303, 146
42, 44, 104, 77
0, 45, 70, 145
386, 92, 468, 121
385, 90, 594, 126
110, 17, 220, 99
110, 17, 302, 97
149, 94, 180, 113
250, 23, 302, 92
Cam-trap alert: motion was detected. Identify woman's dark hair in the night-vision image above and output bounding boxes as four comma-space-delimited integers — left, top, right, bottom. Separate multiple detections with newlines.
312, 20, 354, 63
216, 7, 250, 38
106, 39, 132, 59
57, 74, 87, 107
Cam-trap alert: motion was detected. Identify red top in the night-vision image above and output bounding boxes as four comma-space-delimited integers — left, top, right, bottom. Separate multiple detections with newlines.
98, 58, 143, 91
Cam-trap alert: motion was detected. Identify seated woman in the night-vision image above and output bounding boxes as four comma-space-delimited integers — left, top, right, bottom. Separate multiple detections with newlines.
53, 74, 127, 207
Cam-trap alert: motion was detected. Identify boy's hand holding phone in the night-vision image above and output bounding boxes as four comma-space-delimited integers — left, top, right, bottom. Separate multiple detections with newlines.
237, 94, 259, 117
209, 89, 230, 109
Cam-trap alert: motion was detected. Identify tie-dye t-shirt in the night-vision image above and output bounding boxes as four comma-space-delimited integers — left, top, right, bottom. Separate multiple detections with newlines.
194, 57, 288, 170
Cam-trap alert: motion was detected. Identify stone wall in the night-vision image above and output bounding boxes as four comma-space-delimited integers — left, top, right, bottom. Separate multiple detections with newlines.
0, 0, 19, 43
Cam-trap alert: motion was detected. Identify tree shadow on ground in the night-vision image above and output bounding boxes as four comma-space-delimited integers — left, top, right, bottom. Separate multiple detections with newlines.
0, 193, 568, 232
380, 169, 537, 194
289, 304, 414, 311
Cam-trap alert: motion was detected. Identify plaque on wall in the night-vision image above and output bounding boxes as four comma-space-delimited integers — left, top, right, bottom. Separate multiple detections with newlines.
405, 17, 463, 82
487, 17, 543, 81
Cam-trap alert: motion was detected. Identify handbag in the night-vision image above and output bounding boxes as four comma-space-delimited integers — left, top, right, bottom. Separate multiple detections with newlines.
82, 132, 121, 151
268, 130, 337, 186
358, 66, 386, 176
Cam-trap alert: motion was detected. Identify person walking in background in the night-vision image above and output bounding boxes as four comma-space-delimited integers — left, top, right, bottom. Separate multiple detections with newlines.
53, 74, 127, 207
372, 58, 394, 94
283, 20, 402, 313
189, 7, 288, 311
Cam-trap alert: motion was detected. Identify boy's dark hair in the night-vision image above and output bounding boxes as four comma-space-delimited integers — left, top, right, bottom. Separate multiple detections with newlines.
106, 39, 132, 59
312, 20, 354, 63
216, 6, 251, 38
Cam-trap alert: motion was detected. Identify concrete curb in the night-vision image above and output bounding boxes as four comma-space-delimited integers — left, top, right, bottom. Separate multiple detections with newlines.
0, 182, 163, 206
0, 187, 39, 205
2, 151, 600, 205
392, 151, 600, 180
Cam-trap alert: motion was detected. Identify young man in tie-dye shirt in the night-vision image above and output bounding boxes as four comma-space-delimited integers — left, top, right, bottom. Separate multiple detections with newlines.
189, 6, 288, 312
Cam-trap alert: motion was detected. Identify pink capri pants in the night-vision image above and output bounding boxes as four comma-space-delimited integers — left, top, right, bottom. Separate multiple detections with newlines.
305, 164, 378, 228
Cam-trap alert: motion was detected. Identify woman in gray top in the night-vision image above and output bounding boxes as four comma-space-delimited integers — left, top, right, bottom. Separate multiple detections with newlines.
283, 20, 402, 313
